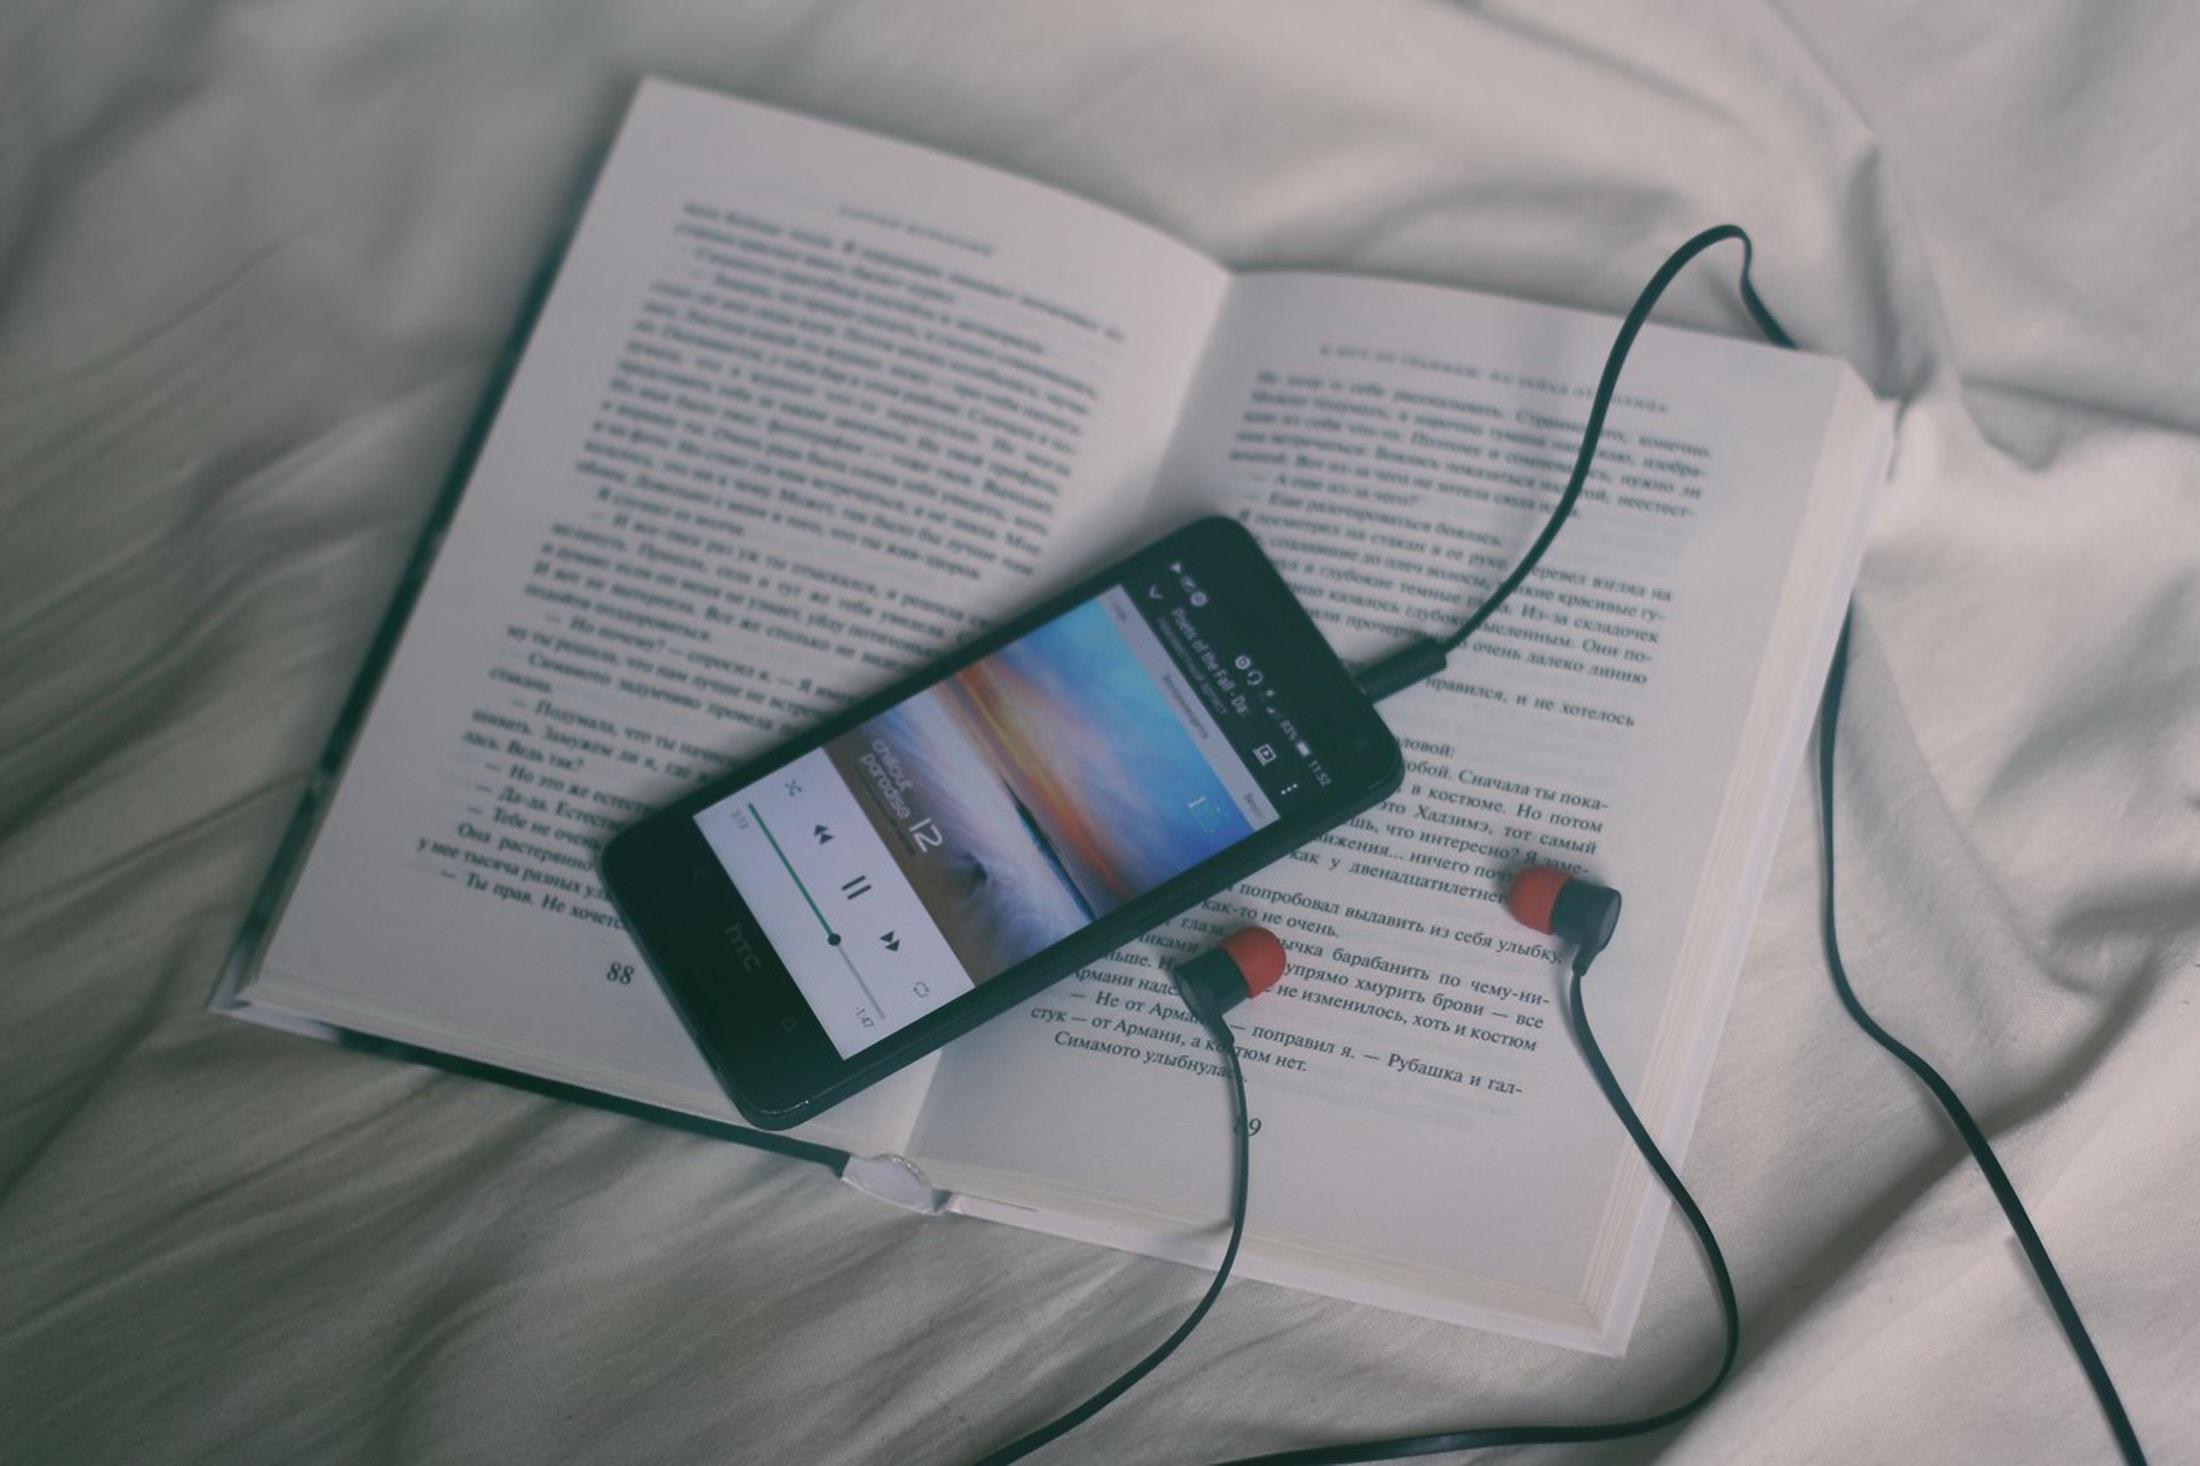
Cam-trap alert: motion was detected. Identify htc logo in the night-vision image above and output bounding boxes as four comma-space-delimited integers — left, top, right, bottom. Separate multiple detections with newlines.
721, 920, 765, 973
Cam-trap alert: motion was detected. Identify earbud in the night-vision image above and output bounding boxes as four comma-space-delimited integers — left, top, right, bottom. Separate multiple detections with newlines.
1173, 927, 1287, 1019
1505, 866, 1623, 970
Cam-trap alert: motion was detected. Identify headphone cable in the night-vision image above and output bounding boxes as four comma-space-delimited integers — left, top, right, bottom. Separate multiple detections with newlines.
972, 226, 2144, 1465
1814, 615, 2145, 1464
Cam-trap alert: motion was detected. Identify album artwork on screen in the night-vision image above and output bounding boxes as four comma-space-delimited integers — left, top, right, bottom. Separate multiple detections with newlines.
696, 581, 1276, 1058
218, 79, 1890, 1351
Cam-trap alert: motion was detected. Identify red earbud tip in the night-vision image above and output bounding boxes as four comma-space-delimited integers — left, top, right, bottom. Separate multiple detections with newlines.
1505, 866, 1570, 936
1221, 927, 1288, 998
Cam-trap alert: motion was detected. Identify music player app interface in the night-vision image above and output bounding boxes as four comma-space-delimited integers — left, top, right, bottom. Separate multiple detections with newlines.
694, 566, 1334, 1058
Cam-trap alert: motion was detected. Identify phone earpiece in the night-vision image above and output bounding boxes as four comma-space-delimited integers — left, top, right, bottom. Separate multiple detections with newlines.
1173, 927, 1287, 1019
1505, 866, 1623, 968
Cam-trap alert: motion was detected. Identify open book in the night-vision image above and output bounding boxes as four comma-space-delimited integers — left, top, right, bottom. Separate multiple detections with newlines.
216, 78, 1889, 1352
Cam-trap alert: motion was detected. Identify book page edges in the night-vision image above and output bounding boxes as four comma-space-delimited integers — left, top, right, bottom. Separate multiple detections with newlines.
206, 91, 618, 1018
941, 1183, 1610, 1351
236, 964, 931, 1160
1574, 370, 1893, 1351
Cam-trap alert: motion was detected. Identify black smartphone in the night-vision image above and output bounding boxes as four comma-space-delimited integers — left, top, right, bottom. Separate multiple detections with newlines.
601, 516, 1402, 1129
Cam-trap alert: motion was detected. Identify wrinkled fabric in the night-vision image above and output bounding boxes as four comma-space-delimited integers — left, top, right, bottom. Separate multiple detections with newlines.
1, 2, 2194, 1462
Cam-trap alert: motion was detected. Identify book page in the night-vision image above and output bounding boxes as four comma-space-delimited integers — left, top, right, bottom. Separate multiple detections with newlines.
249, 81, 1230, 1155
906, 271, 1867, 1339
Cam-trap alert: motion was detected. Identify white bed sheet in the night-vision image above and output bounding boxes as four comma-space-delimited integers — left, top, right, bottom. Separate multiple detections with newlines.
2, 2, 2194, 1461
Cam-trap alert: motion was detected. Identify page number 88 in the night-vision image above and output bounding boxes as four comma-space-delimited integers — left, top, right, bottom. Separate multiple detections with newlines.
605, 963, 635, 985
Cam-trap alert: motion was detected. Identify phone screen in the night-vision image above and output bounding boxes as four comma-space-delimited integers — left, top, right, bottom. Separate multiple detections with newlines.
691, 559, 1339, 1057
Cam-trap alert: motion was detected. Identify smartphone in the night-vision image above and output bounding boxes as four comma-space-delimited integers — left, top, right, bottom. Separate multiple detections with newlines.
601, 516, 1402, 1128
